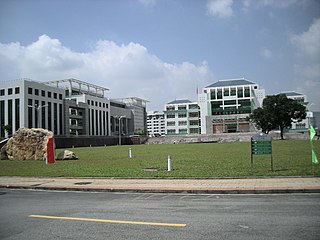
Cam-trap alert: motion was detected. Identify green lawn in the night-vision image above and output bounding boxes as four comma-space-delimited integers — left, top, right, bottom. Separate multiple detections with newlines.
0, 140, 319, 178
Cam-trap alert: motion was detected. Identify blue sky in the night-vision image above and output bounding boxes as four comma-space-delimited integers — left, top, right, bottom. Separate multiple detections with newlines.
0, 0, 319, 111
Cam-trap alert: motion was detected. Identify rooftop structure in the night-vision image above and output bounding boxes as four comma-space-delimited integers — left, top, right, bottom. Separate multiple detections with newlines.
44, 78, 109, 98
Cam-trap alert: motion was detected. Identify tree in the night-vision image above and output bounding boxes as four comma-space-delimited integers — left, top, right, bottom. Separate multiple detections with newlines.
250, 94, 306, 139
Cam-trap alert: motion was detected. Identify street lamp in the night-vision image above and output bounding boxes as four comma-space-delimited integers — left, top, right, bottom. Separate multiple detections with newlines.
117, 115, 126, 145
28, 104, 48, 128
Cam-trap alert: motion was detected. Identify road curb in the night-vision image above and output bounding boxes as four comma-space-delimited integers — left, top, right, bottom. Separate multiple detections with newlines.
1, 185, 320, 194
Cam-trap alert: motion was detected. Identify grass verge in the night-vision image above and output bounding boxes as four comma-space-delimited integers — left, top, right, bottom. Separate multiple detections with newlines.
0, 140, 319, 178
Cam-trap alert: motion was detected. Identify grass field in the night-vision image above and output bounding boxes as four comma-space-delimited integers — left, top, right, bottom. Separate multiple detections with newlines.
0, 140, 319, 178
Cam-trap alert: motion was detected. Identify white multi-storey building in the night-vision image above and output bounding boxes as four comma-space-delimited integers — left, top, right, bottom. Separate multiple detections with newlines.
198, 78, 265, 134
164, 99, 200, 135
0, 78, 146, 138
147, 111, 165, 137
0, 79, 66, 137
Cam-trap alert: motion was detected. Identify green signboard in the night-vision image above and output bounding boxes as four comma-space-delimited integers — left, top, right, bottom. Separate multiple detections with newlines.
251, 134, 273, 171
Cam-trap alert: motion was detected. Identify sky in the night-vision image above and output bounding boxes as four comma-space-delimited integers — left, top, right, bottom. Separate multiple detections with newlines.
0, 0, 319, 111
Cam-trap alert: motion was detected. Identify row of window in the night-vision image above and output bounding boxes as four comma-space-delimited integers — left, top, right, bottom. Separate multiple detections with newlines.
166, 104, 198, 111
0, 87, 20, 96
87, 100, 109, 108
27, 87, 63, 100
167, 120, 199, 126
166, 112, 199, 118
167, 128, 199, 134
209, 87, 252, 100
0, 99, 20, 137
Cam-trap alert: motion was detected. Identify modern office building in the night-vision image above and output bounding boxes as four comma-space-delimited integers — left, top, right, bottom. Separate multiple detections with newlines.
0, 78, 146, 138
112, 97, 148, 135
164, 99, 200, 135
0, 78, 65, 137
147, 111, 165, 137
198, 78, 265, 134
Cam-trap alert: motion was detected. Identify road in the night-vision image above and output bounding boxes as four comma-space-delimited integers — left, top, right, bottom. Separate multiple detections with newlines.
0, 189, 319, 240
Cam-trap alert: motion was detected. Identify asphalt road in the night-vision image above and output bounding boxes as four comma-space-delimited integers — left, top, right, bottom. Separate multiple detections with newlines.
0, 189, 319, 240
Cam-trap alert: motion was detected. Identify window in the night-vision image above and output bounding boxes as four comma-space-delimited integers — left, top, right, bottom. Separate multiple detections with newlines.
59, 94, 62, 100
178, 121, 187, 126
224, 100, 236, 106
35, 89, 39, 96
54, 93, 57, 99
103, 103, 105, 108
167, 129, 176, 134
0, 89, 4, 96
217, 89, 222, 99
99, 102, 102, 107
28, 99, 33, 128
189, 120, 199, 126
15, 87, 20, 94
178, 113, 187, 118
190, 128, 199, 134
87, 100, 90, 105
179, 129, 187, 134
189, 104, 198, 109
8, 99, 13, 135
237, 90, 243, 99
167, 121, 175, 126
178, 105, 186, 110
189, 112, 199, 118
8, 88, 13, 95
28, 87, 32, 94
41, 101, 46, 128
167, 114, 175, 119
224, 88, 229, 96
244, 87, 250, 97
0, 100, 4, 137
105, 103, 108, 108
48, 92, 52, 98
41, 90, 45, 97
166, 106, 175, 111
231, 88, 236, 96
210, 90, 216, 100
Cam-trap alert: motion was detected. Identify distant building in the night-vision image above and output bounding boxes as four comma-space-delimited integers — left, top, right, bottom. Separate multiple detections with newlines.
112, 97, 148, 135
281, 91, 311, 132
198, 78, 265, 134
164, 99, 200, 135
147, 111, 165, 137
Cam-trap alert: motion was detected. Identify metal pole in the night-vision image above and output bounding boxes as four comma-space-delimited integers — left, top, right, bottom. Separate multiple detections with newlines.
119, 117, 121, 145
168, 155, 172, 171
129, 148, 132, 158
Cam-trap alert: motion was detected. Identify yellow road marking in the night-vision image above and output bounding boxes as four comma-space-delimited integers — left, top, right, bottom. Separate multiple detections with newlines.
29, 215, 186, 227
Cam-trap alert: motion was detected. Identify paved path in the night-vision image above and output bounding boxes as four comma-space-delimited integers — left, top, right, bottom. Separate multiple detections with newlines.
1, 176, 320, 194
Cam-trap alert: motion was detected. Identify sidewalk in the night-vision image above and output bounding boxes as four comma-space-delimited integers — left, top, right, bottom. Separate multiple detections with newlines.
1, 176, 320, 194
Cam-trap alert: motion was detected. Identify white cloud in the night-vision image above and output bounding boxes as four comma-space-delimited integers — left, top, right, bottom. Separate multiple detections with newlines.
0, 35, 212, 110
260, 48, 272, 59
294, 63, 320, 111
291, 18, 320, 59
206, 0, 234, 18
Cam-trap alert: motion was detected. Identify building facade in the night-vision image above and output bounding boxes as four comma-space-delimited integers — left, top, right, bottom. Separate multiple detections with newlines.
198, 78, 265, 134
0, 78, 146, 138
112, 97, 148, 135
164, 99, 200, 135
147, 111, 165, 137
0, 79, 65, 137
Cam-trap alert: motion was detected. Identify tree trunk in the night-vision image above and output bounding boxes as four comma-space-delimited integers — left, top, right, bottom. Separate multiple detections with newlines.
280, 126, 284, 140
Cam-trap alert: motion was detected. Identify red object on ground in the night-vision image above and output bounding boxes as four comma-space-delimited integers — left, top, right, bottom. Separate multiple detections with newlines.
46, 137, 55, 164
